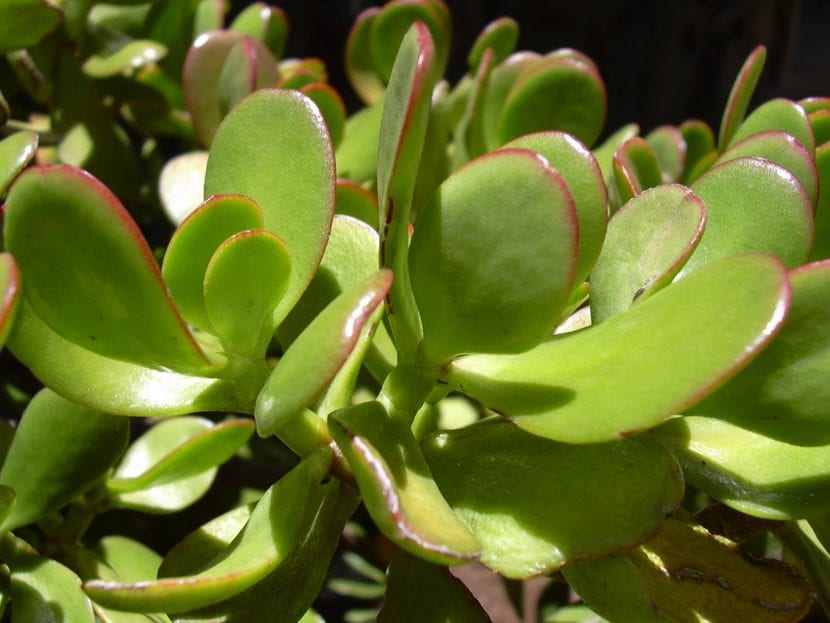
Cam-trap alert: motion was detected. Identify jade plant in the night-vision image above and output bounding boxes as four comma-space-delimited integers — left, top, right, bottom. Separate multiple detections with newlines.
0, 1, 829, 621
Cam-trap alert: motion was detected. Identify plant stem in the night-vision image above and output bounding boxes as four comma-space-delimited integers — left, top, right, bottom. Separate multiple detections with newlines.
275, 409, 333, 458
378, 364, 434, 424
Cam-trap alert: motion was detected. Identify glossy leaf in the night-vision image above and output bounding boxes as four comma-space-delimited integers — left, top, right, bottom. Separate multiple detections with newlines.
205, 89, 335, 327
423, 418, 682, 578
204, 230, 291, 357
345, 7, 384, 104
498, 57, 606, 148
410, 149, 577, 364
329, 401, 481, 564
229, 2, 288, 59
94, 537, 164, 584
680, 157, 813, 275
10, 556, 95, 623
256, 270, 392, 437
4, 165, 215, 374
107, 419, 253, 494
0, 389, 129, 532
716, 130, 818, 209
691, 260, 830, 444
468, 16, 519, 73
377, 22, 436, 364
0, 254, 20, 348
612, 137, 663, 203
378, 551, 489, 622
679, 119, 715, 183
590, 184, 705, 322
503, 132, 607, 287
729, 98, 815, 154
449, 254, 790, 443
162, 194, 263, 333
564, 517, 813, 623
86, 450, 332, 613
82, 40, 167, 78
646, 125, 685, 182
300, 82, 346, 149
158, 151, 209, 225
657, 415, 830, 520
335, 179, 379, 228
718, 45, 766, 151
0, 0, 62, 54
0, 130, 38, 197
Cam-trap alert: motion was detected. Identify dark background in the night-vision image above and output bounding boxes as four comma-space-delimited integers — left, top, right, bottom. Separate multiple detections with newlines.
243, 0, 830, 141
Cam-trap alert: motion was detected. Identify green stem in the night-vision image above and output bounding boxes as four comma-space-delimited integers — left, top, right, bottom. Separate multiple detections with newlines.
378, 364, 434, 424
55, 502, 96, 544
275, 409, 333, 458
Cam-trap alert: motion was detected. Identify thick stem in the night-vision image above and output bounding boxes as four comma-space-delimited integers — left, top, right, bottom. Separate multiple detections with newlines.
378, 364, 435, 424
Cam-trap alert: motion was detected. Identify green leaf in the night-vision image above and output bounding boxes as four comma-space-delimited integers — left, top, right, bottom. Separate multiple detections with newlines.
158, 151, 209, 225
0, 131, 38, 197
193, 0, 225, 38
612, 137, 663, 203
0, 254, 20, 348
82, 40, 167, 78
422, 419, 683, 578
345, 7, 384, 104
590, 184, 705, 323
107, 419, 253, 494
229, 2, 288, 59
4, 165, 216, 374
86, 450, 332, 613
679, 157, 813, 275
335, 98, 384, 184
716, 130, 818, 209
377, 22, 436, 364
328, 401, 481, 564
10, 556, 94, 623
300, 82, 346, 149
255, 270, 392, 437
498, 56, 606, 148
718, 45, 766, 151
107, 417, 242, 513
163, 194, 265, 333
679, 119, 715, 183
729, 98, 815, 155
0, 0, 62, 54
378, 551, 490, 622
205, 89, 335, 327
657, 416, 830, 520
809, 109, 830, 145
335, 179, 379, 228
690, 261, 830, 445
449, 254, 790, 443
468, 16, 519, 73
479, 51, 540, 152
503, 131, 608, 286
563, 517, 813, 623
646, 125, 685, 182
591, 122, 639, 182
0, 389, 129, 532
410, 149, 577, 364
811, 142, 830, 261
94, 537, 163, 584
204, 230, 291, 358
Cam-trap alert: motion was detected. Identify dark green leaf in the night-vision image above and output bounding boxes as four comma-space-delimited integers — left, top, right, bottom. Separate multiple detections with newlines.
0, 0, 62, 54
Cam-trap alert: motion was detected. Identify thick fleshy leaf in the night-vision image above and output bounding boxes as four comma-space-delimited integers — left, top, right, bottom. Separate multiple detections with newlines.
158, 151, 209, 225
107, 419, 253, 494
423, 419, 682, 578
0, 254, 20, 347
590, 185, 705, 323
811, 142, 830, 261
335, 97, 384, 184
679, 119, 715, 183
451, 45, 494, 169
0, 0, 62, 53
329, 401, 480, 564
335, 179, 378, 228
612, 137, 663, 203
718, 45, 766, 151
480, 51, 540, 152
7, 299, 243, 417
4, 165, 215, 373
377, 21, 436, 364
449, 254, 790, 443
0, 130, 38, 197
564, 516, 813, 623
657, 415, 830, 520
468, 16, 518, 73
646, 125, 685, 182
205, 89, 335, 327
0, 389, 129, 532
345, 7, 384, 104
502, 132, 607, 287
10, 556, 95, 623
716, 130, 818, 209
86, 450, 331, 613
162, 194, 263, 332
229, 2, 288, 59
82, 40, 167, 78
94, 537, 163, 584
300, 82, 346, 149
378, 551, 489, 622
809, 109, 830, 145
179, 480, 358, 623
690, 261, 830, 444
256, 270, 392, 437
680, 157, 813, 275
729, 98, 815, 154
780, 520, 830, 616
498, 56, 606, 148
410, 149, 577, 364
108, 417, 228, 513
204, 230, 290, 357
592, 122, 639, 181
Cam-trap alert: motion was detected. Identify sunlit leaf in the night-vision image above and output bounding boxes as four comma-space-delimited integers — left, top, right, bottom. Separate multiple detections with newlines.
468, 16, 519, 73
82, 40, 167, 78
718, 45, 766, 151
0, 131, 38, 197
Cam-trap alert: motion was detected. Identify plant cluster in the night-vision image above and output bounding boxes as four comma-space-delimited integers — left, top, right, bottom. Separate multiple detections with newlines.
0, 1, 829, 622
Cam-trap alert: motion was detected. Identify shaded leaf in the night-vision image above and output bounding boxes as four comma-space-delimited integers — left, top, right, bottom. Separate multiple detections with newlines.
646, 125, 685, 182
10, 556, 94, 623
335, 179, 378, 228
300, 82, 346, 149
345, 7, 384, 104
718, 45, 766, 151
612, 137, 663, 203
679, 119, 715, 183
0, 0, 62, 54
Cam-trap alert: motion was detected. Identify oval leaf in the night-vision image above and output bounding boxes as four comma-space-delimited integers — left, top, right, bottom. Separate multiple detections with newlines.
646, 125, 686, 183
229, 2, 288, 59
0, 0, 62, 54
300, 82, 346, 149
612, 137, 663, 203
158, 151, 210, 225
718, 45, 766, 151
344, 7, 384, 104
82, 40, 167, 78
11, 556, 94, 623
335, 179, 379, 228
0, 130, 37, 197
449, 254, 790, 443
468, 16, 519, 73
729, 98, 815, 154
